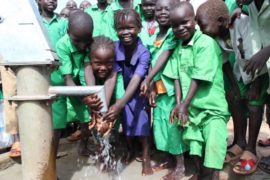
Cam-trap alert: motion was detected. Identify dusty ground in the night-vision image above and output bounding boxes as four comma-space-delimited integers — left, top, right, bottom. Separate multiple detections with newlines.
0, 119, 270, 180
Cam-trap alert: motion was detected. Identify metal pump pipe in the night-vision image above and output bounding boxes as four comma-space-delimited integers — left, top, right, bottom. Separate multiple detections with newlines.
0, 0, 106, 179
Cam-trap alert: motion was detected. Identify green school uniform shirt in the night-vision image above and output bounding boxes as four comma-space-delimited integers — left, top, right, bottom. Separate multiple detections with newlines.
163, 30, 230, 125
111, 0, 142, 14
139, 20, 158, 49
56, 34, 90, 84
42, 14, 68, 49
42, 14, 67, 86
85, 4, 118, 41
148, 28, 178, 96
149, 28, 177, 81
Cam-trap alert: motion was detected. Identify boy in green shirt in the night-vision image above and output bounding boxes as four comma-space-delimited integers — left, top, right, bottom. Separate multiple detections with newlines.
56, 11, 93, 156
111, 0, 142, 14
167, 2, 230, 179
85, 0, 118, 41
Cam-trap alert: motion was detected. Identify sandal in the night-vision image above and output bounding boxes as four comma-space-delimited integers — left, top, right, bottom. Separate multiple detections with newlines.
233, 151, 259, 175
66, 130, 81, 142
258, 156, 270, 174
258, 138, 270, 147
9, 142, 21, 158
224, 144, 243, 163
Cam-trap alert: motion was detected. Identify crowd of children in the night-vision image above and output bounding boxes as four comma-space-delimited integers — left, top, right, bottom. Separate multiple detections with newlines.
4, 0, 270, 179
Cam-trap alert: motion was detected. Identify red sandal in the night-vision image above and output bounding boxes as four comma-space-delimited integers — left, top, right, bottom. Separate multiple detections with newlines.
233, 151, 259, 175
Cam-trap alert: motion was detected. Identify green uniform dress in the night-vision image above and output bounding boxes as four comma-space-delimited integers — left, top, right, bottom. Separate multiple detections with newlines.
56, 34, 90, 124
163, 30, 230, 169
149, 29, 187, 155
42, 14, 68, 129
85, 4, 118, 41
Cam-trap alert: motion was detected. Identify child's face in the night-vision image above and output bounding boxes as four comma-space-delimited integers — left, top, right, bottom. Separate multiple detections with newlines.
91, 48, 114, 80
39, 0, 57, 13
69, 29, 93, 52
155, 0, 171, 26
66, 0, 77, 10
80, 1, 91, 11
141, 0, 156, 19
116, 15, 141, 46
60, 8, 70, 18
170, 7, 196, 41
196, 16, 221, 38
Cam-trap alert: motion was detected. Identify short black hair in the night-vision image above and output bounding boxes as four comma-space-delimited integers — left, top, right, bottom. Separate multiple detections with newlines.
114, 8, 142, 30
196, 0, 229, 23
90, 36, 115, 57
170, 1, 195, 17
68, 10, 93, 33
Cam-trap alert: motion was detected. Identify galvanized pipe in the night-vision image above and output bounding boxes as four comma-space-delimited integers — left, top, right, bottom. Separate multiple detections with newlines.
49, 86, 108, 112
16, 65, 56, 180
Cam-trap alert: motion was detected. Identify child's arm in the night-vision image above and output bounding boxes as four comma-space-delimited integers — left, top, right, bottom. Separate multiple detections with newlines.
104, 71, 117, 105
64, 74, 76, 86
223, 61, 241, 101
244, 46, 270, 78
176, 79, 200, 126
170, 79, 182, 123
104, 74, 142, 121
140, 50, 172, 95
84, 62, 95, 86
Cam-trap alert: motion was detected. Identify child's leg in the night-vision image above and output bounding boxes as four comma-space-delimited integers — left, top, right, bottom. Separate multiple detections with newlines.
123, 136, 135, 164
202, 116, 228, 178
53, 129, 62, 158
246, 105, 263, 154
79, 122, 92, 156
69, 96, 91, 156
162, 154, 185, 180
227, 98, 247, 149
189, 155, 203, 180
52, 96, 67, 158
140, 136, 153, 176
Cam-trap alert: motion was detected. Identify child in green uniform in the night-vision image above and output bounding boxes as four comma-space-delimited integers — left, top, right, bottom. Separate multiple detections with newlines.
85, 0, 118, 41
83, 36, 124, 114
167, 2, 230, 179
83, 35, 124, 136
56, 11, 93, 156
83, 36, 125, 171
111, 0, 142, 14
196, 0, 269, 175
139, 0, 158, 47
140, 0, 187, 179
38, 0, 68, 157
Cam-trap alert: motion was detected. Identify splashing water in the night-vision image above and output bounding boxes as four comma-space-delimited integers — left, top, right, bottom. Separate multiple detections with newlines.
93, 132, 125, 180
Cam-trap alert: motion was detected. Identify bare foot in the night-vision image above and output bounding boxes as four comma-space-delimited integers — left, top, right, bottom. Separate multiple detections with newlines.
122, 152, 135, 165
152, 161, 174, 172
142, 158, 153, 176
188, 174, 199, 180
162, 169, 185, 180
